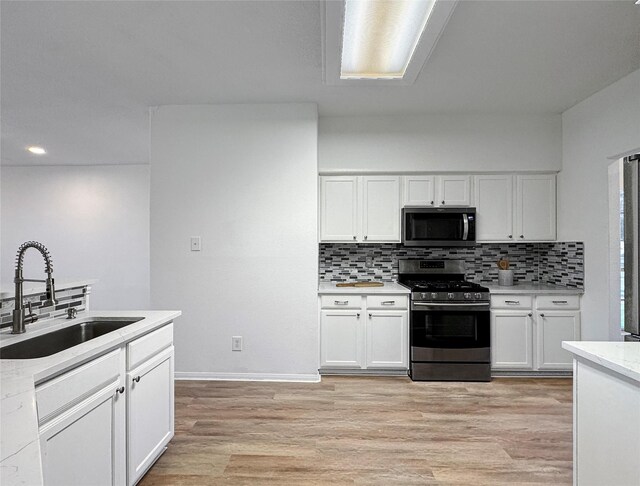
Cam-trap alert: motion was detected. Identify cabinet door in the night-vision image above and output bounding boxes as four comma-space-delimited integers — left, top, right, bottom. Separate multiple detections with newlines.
535, 311, 580, 370
320, 176, 359, 242
128, 346, 175, 486
320, 310, 364, 368
437, 175, 471, 206
515, 175, 556, 241
366, 310, 408, 369
491, 310, 534, 370
39, 381, 126, 486
362, 176, 400, 242
474, 175, 514, 241
402, 175, 435, 207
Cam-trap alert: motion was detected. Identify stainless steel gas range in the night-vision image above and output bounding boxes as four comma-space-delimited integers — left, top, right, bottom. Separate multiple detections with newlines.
398, 259, 491, 382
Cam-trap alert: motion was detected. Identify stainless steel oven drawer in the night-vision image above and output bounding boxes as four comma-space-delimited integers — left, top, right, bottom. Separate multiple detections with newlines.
410, 362, 491, 382
411, 346, 490, 363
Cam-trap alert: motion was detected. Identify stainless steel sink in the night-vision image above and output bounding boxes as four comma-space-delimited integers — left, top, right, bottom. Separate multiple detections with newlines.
0, 318, 144, 359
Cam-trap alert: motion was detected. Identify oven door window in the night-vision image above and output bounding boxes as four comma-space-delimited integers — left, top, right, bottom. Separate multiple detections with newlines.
412, 310, 489, 349
406, 213, 464, 241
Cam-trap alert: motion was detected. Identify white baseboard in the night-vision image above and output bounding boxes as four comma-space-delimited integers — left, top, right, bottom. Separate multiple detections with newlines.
174, 371, 321, 383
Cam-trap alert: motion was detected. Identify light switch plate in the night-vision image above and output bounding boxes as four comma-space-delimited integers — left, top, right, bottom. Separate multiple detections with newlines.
190, 236, 201, 251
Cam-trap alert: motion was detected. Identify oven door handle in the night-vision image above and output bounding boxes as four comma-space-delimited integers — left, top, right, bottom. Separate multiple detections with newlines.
412, 302, 490, 309
462, 214, 469, 241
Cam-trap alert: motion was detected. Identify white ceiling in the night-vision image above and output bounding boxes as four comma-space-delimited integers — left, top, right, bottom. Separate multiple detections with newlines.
2, 0, 639, 166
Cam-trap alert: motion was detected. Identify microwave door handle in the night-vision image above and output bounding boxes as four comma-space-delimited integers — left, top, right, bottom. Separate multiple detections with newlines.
462, 214, 469, 240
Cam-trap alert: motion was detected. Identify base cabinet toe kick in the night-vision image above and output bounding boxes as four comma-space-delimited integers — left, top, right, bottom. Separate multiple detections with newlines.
36, 322, 175, 486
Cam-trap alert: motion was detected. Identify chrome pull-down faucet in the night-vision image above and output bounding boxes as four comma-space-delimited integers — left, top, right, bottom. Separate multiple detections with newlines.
12, 241, 57, 334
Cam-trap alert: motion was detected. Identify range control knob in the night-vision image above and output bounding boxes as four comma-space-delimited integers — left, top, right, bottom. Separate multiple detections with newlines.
447, 292, 455, 300
474, 292, 482, 299
463, 292, 471, 299
430, 292, 438, 299
421, 293, 427, 299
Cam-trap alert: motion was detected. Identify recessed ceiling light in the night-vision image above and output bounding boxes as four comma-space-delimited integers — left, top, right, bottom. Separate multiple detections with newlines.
340, 0, 437, 79
27, 146, 46, 155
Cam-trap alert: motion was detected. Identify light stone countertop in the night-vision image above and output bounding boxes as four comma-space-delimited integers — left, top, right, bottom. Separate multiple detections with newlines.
562, 341, 640, 383
485, 283, 584, 295
318, 282, 411, 294
0, 309, 181, 486
0, 279, 98, 299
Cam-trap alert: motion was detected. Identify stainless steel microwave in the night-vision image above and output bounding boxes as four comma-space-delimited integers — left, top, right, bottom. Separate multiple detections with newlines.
402, 207, 476, 247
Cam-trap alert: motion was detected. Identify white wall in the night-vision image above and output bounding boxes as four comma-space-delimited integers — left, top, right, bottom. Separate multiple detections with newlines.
319, 114, 562, 173
559, 69, 640, 341
1, 164, 151, 310
150, 104, 319, 380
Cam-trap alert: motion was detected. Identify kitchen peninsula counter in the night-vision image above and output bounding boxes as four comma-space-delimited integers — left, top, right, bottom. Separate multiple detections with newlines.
562, 341, 640, 485
0, 310, 180, 486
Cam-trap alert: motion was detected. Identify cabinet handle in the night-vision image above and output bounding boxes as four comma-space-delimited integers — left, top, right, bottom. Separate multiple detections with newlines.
381, 301, 395, 305
442, 200, 445, 205
356, 313, 360, 318
364, 235, 368, 240
505, 300, 520, 305
552, 300, 568, 305
540, 313, 545, 318
520, 235, 524, 239
133, 376, 141, 383
430, 200, 434, 205
334, 300, 348, 305
508, 235, 513, 239
353, 236, 356, 240
528, 313, 532, 317
115, 386, 125, 395
369, 313, 372, 318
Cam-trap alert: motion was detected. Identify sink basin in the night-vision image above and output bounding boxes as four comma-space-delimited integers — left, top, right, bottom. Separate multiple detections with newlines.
0, 318, 144, 359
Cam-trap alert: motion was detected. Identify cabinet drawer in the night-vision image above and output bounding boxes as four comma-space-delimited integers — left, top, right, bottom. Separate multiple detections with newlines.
366, 295, 408, 309
128, 323, 173, 370
36, 348, 122, 424
320, 295, 362, 309
491, 295, 533, 309
536, 295, 580, 310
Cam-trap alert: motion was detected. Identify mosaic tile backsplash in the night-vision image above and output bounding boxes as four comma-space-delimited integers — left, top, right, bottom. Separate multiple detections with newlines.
319, 242, 584, 288
0, 285, 89, 329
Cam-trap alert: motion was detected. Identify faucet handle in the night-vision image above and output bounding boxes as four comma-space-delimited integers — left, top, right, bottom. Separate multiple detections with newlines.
67, 308, 78, 319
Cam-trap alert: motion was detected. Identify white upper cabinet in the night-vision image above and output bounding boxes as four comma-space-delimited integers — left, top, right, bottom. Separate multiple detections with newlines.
438, 175, 471, 206
475, 173, 556, 242
402, 175, 435, 206
474, 175, 514, 241
320, 176, 359, 242
362, 176, 400, 242
402, 175, 471, 207
516, 174, 557, 241
320, 175, 400, 243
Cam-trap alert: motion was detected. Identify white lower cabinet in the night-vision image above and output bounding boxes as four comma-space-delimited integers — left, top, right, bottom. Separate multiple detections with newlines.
320, 310, 364, 368
366, 311, 408, 369
491, 295, 580, 372
319, 294, 408, 371
535, 311, 581, 370
39, 351, 126, 486
36, 322, 174, 486
491, 311, 533, 370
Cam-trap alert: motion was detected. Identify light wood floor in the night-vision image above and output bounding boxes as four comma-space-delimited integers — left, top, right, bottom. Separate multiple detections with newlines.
140, 376, 573, 485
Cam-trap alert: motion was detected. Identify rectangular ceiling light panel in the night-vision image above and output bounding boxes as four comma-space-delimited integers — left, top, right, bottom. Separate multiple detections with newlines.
341, 0, 437, 79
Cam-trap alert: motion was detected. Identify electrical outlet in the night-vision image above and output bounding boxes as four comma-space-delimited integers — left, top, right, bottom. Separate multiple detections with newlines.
232, 336, 242, 351
190, 236, 201, 251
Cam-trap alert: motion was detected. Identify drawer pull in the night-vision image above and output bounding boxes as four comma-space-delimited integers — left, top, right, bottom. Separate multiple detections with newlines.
356, 313, 360, 318
369, 313, 372, 318
133, 376, 141, 383
528, 313, 532, 317
334, 301, 349, 305
540, 313, 545, 318
552, 300, 568, 305
115, 386, 125, 395
381, 301, 395, 305
505, 300, 520, 305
